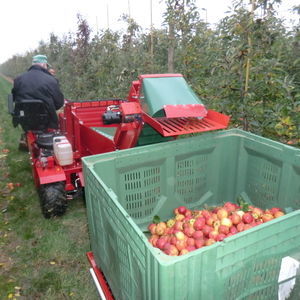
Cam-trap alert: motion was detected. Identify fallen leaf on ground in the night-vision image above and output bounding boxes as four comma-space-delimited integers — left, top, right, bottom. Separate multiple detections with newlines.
7, 183, 14, 190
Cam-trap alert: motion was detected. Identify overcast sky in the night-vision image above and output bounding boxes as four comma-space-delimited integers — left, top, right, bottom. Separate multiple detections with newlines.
0, 0, 298, 64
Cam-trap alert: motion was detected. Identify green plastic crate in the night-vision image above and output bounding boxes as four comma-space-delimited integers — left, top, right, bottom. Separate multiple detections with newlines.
82, 129, 300, 300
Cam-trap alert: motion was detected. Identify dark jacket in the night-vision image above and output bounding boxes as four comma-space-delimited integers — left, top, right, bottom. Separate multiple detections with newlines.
12, 65, 64, 129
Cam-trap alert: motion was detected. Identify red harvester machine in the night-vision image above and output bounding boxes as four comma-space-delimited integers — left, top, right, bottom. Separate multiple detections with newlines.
9, 73, 229, 218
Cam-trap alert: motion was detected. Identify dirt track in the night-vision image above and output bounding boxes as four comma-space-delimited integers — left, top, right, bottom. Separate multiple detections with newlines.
0, 73, 13, 84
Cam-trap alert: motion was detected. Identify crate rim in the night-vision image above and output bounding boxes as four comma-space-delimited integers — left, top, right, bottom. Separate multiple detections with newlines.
82, 128, 298, 166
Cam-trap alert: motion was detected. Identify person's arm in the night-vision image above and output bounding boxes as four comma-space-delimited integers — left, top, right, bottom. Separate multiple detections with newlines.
49, 80, 64, 110
11, 77, 19, 99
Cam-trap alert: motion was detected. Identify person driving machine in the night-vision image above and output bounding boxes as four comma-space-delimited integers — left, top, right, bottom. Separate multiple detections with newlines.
11, 54, 64, 148
12, 54, 64, 130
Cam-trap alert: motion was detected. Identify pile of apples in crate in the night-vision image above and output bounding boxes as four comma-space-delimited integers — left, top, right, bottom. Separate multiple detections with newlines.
147, 202, 285, 256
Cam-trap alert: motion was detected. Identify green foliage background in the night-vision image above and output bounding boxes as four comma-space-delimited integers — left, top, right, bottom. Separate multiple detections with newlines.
1, 0, 299, 143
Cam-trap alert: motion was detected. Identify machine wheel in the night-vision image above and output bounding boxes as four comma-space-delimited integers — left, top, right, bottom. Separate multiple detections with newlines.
39, 181, 67, 218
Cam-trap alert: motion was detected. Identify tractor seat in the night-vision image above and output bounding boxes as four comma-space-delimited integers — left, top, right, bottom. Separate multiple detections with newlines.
8, 97, 51, 132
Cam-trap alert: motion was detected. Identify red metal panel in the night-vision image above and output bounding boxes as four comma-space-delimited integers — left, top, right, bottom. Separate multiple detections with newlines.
127, 80, 140, 102
62, 101, 75, 148
120, 102, 142, 115
163, 104, 207, 118
35, 165, 66, 185
80, 125, 116, 155
86, 252, 115, 300
143, 109, 230, 137
114, 122, 143, 150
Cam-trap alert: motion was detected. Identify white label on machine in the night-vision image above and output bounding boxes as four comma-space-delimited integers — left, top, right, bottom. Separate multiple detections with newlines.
278, 256, 300, 300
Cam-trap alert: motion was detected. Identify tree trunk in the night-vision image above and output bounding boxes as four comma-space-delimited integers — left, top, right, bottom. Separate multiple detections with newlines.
168, 22, 175, 73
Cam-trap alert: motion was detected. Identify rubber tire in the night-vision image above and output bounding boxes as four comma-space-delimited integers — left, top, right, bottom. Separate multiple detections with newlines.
39, 181, 67, 218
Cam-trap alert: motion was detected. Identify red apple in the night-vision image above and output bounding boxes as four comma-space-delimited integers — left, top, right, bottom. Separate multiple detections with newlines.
195, 239, 204, 249
230, 213, 241, 225
250, 221, 257, 227
170, 235, 177, 245
269, 207, 282, 216
218, 225, 230, 235
237, 222, 245, 232
206, 217, 214, 226
162, 242, 171, 251
186, 237, 195, 247
184, 209, 192, 217
201, 210, 211, 219
174, 221, 183, 231
183, 216, 192, 223
251, 207, 263, 219
202, 225, 213, 237
175, 239, 187, 251
186, 245, 196, 252
236, 210, 245, 218
192, 230, 204, 240
217, 208, 228, 220
183, 226, 195, 237
220, 217, 232, 228
224, 202, 237, 213
155, 223, 167, 235
209, 230, 219, 240
255, 219, 264, 225
148, 223, 157, 235
178, 206, 187, 215
193, 217, 206, 230
156, 236, 168, 249
175, 214, 185, 221
261, 213, 274, 222
216, 233, 226, 241
205, 239, 216, 246
175, 231, 186, 241
230, 226, 238, 234
274, 211, 285, 218
179, 249, 189, 256
149, 235, 159, 247
164, 244, 179, 256
183, 222, 192, 229
242, 212, 254, 224
165, 227, 173, 235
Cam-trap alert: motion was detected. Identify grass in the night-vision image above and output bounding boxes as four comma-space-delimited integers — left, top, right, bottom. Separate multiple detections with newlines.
0, 76, 98, 299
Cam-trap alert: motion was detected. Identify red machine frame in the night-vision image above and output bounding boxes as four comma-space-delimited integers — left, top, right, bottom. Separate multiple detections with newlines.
87, 252, 115, 300
27, 73, 229, 201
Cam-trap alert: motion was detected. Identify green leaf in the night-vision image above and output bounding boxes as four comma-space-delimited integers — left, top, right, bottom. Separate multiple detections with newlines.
152, 215, 161, 224
237, 197, 250, 212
